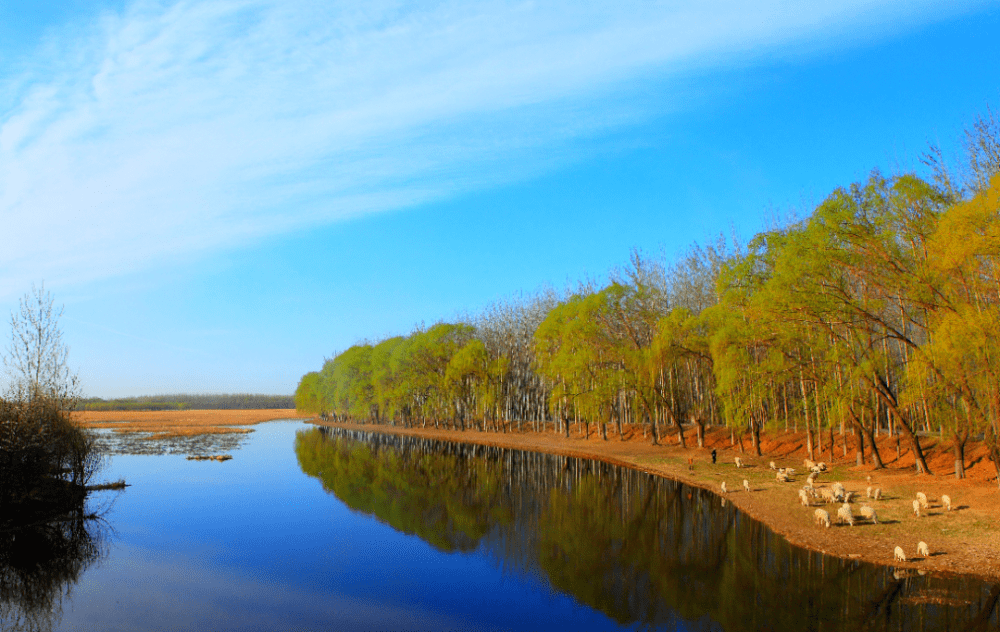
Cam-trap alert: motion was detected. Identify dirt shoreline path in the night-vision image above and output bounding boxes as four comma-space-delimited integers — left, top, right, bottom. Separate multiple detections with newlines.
310, 419, 1000, 581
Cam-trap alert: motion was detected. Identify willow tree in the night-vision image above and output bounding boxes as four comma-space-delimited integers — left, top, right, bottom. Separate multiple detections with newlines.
294, 371, 326, 416
914, 174, 1000, 480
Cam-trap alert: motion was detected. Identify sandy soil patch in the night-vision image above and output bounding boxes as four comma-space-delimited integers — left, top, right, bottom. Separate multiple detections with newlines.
310, 419, 1000, 581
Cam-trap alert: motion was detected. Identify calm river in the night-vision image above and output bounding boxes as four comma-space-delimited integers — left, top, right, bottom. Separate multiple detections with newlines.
3, 420, 997, 631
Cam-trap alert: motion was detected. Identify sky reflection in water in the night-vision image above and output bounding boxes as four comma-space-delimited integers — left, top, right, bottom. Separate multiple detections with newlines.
48, 421, 626, 631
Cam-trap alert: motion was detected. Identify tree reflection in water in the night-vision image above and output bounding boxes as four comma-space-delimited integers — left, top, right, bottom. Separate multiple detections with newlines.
0, 511, 107, 632
297, 427, 1000, 632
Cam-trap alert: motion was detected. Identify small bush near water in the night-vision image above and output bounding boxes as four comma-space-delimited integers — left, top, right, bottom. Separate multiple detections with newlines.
0, 397, 103, 524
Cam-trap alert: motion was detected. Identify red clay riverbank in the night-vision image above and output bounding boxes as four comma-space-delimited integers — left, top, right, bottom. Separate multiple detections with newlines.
309, 418, 1000, 581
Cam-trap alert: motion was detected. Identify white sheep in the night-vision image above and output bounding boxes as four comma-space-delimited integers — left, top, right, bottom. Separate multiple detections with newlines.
769, 461, 777, 470
814, 508, 830, 528
810, 465, 823, 474
785, 467, 796, 476
837, 503, 854, 527
866, 486, 873, 498
805, 476, 815, 490
843, 491, 855, 503
831, 483, 846, 503
873, 488, 882, 500
917, 541, 930, 557
941, 494, 952, 511
804, 459, 815, 470
816, 462, 827, 471
721, 481, 728, 494
735, 456, 743, 468
912, 499, 920, 517
799, 489, 810, 507
859, 505, 878, 524
894, 546, 907, 562
820, 488, 836, 503
916, 492, 928, 509
743, 479, 750, 492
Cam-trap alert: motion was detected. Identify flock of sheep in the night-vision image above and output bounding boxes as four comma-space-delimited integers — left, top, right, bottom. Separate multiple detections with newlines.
720, 456, 954, 565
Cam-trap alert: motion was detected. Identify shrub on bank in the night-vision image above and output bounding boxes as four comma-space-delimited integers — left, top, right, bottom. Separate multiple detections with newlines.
0, 396, 102, 514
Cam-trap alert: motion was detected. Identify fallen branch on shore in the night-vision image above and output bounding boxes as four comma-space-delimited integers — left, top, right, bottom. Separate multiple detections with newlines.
86, 479, 128, 490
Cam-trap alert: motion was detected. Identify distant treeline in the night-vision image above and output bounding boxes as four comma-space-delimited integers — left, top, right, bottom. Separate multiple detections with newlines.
80, 393, 294, 411
297, 107, 1000, 481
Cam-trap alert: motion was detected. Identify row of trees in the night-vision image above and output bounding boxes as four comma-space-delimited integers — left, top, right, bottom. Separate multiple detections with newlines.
297, 110, 1000, 481
80, 393, 295, 411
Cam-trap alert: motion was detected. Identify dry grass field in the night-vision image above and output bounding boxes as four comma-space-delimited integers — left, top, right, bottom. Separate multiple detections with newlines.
73, 409, 309, 439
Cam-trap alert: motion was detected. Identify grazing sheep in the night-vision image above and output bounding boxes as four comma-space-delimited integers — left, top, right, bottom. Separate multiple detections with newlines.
735, 457, 743, 468
804, 459, 815, 470
769, 461, 777, 470
820, 488, 836, 503
859, 505, 878, 524
721, 481, 728, 493
837, 504, 854, 527
917, 541, 930, 557
810, 465, 823, 474
873, 488, 882, 500
912, 500, 920, 517
831, 483, 846, 503
866, 475, 872, 485
805, 476, 815, 490
941, 494, 952, 511
799, 489, 810, 507
894, 546, 907, 562
814, 508, 831, 528
866, 486, 873, 498
785, 467, 796, 476
816, 462, 827, 472
843, 491, 855, 503
916, 492, 928, 509
743, 479, 750, 492
776, 471, 790, 483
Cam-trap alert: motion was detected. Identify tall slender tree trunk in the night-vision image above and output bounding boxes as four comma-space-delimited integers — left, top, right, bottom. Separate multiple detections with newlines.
865, 426, 884, 469
855, 423, 865, 466
953, 431, 968, 480
869, 375, 932, 474
693, 415, 705, 448
800, 371, 814, 461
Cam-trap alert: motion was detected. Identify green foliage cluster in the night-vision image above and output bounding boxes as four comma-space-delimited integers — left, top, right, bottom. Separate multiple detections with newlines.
80, 393, 294, 411
298, 112, 1000, 480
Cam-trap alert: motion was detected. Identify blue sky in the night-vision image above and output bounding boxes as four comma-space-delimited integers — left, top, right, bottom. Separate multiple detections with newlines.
1, 0, 998, 398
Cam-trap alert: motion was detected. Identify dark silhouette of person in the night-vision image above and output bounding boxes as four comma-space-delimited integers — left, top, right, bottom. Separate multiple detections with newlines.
711, 449, 717, 464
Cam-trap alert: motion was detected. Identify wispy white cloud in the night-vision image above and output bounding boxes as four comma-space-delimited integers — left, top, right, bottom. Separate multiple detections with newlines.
0, 0, 983, 296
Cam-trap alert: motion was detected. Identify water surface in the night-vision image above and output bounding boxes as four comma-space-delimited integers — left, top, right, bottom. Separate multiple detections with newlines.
3, 420, 997, 631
